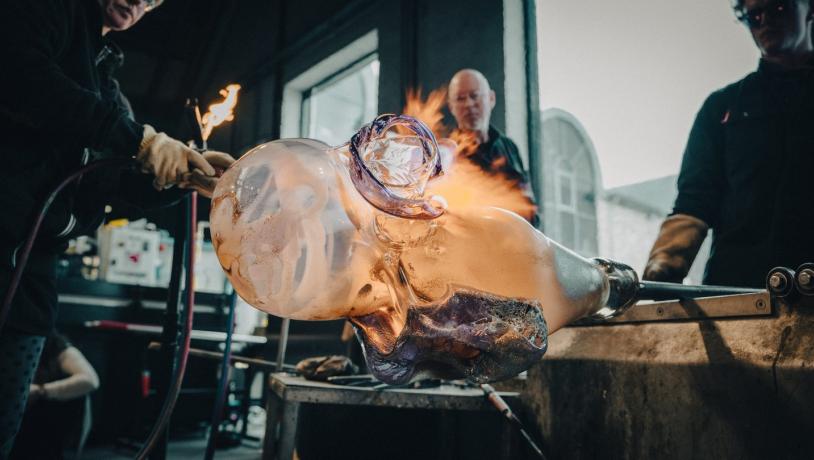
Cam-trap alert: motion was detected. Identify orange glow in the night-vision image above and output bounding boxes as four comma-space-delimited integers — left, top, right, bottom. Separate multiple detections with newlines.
201, 84, 241, 142
402, 88, 537, 221
403, 88, 447, 135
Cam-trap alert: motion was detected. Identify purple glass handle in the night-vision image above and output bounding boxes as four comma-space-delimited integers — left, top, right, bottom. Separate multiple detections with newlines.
347, 114, 445, 220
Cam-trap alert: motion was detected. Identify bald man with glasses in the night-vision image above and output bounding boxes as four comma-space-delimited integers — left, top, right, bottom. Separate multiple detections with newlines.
644, 0, 814, 288
447, 69, 539, 226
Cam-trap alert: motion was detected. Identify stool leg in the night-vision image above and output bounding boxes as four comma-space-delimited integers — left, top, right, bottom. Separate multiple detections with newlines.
277, 401, 300, 460
262, 392, 283, 459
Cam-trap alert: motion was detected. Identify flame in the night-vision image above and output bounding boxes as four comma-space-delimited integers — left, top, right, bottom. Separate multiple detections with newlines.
401, 89, 537, 221
201, 84, 241, 141
403, 88, 448, 135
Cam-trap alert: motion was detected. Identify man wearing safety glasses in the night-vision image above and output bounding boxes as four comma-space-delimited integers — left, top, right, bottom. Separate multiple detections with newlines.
0, 1, 233, 457
644, 0, 814, 288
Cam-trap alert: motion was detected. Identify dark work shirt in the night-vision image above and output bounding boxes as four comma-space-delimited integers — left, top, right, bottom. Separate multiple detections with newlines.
468, 126, 530, 184
466, 126, 539, 226
673, 58, 814, 288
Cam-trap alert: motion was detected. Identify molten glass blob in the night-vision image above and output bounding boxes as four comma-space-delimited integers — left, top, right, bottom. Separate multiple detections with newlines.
210, 115, 639, 384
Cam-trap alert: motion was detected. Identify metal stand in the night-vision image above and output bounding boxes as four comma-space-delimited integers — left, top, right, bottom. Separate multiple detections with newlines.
275, 318, 290, 371
595, 291, 772, 324
150, 194, 190, 460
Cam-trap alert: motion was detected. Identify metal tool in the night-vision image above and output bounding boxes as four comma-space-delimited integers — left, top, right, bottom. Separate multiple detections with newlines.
637, 281, 760, 301
481, 383, 547, 459
147, 342, 296, 372
326, 375, 380, 387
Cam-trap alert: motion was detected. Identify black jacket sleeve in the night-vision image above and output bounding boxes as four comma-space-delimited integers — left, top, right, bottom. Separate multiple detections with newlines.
672, 91, 728, 228
0, 0, 143, 157
502, 137, 531, 184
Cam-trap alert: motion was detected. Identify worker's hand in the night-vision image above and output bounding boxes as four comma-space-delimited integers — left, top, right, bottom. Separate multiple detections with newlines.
27, 384, 46, 405
178, 150, 235, 198
643, 213, 709, 283
136, 125, 215, 191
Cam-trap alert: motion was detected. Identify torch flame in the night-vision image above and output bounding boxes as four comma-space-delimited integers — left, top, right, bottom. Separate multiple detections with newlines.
403, 88, 447, 135
201, 84, 241, 142
401, 88, 537, 221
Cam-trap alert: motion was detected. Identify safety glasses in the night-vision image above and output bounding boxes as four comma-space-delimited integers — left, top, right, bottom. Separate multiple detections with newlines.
735, 0, 792, 28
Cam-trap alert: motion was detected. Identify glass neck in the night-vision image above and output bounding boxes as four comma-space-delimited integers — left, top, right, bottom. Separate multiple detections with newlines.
346, 114, 446, 220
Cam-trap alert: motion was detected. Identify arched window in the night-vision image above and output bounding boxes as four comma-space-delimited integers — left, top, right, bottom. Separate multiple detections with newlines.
540, 109, 600, 256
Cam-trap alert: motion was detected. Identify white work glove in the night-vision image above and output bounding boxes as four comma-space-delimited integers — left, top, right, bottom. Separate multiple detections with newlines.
178, 151, 235, 198
137, 125, 215, 190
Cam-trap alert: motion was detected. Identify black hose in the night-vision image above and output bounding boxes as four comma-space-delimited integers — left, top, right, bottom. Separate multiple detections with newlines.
135, 192, 197, 460
204, 292, 237, 460
637, 281, 761, 301
0, 156, 198, 460
147, 189, 191, 458
0, 158, 135, 333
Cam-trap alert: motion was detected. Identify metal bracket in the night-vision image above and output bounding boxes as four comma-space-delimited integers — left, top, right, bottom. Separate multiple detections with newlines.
574, 291, 772, 325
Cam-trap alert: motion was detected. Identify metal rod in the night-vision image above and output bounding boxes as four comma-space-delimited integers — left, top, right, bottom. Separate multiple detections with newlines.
147, 342, 295, 372
481, 384, 546, 459
148, 194, 189, 460
275, 318, 291, 372
142, 193, 196, 460
204, 293, 237, 460
637, 281, 761, 302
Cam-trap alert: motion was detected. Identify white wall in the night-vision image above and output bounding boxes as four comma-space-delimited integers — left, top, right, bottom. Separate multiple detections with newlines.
597, 198, 710, 283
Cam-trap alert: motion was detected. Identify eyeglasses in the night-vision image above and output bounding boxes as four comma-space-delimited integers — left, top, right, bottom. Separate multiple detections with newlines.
735, 0, 791, 28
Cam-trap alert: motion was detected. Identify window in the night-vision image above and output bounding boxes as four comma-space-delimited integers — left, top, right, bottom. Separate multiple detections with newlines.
280, 30, 378, 142
542, 111, 599, 256
300, 55, 379, 145
537, 1, 757, 277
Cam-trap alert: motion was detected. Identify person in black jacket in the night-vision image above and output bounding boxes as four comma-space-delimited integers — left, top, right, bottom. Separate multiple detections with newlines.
0, 1, 232, 456
644, 0, 814, 288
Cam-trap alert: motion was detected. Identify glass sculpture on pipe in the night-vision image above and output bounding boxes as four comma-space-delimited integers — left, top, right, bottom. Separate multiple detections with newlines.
210, 115, 639, 385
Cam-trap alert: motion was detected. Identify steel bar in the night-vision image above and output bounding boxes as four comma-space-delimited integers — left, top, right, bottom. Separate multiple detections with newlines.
275, 318, 291, 372
638, 281, 761, 301
147, 342, 295, 371
593, 292, 772, 324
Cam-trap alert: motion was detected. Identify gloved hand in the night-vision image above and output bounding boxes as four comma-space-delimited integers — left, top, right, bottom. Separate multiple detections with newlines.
643, 213, 709, 283
178, 151, 235, 198
137, 125, 215, 190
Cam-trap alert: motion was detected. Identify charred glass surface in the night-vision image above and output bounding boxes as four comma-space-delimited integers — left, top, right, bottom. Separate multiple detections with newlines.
351, 290, 548, 384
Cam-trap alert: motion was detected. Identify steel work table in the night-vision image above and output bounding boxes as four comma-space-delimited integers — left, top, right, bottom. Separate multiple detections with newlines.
262, 372, 521, 460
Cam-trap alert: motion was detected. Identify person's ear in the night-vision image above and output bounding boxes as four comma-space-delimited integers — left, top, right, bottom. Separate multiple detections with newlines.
489, 90, 496, 109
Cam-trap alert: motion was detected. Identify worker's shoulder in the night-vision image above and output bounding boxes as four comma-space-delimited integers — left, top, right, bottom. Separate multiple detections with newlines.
490, 126, 519, 151
3, 0, 73, 37
702, 71, 759, 111
7, 0, 71, 16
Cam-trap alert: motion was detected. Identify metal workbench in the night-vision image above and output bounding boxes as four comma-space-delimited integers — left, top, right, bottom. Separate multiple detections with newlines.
262, 373, 522, 460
